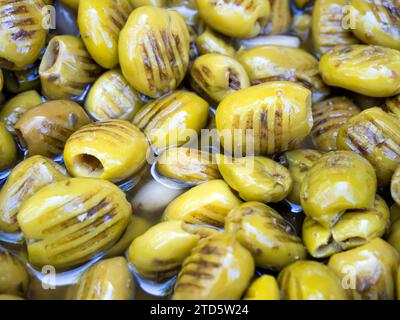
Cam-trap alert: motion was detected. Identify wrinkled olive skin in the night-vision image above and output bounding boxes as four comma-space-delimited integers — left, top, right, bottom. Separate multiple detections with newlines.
351, 0, 400, 50
119, 6, 190, 98
388, 204, 400, 253
216, 81, 313, 155
311, 96, 360, 151
237, 45, 330, 102
64, 120, 149, 182
0, 0, 46, 70
67, 257, 134, 300
278, 260, 348, 300
303, 195, 390, 258
133, 90, 209, 150
172, 233, 255, 300
328, 238, 400, 300
283, 149, 322, 204
0, 246, 29, 297
0, 156, 68, 233
196, 0, 270, 38
195, 26, 236, 57
0, 90, 42, 134
4, 63, 40, 94
243, 275, 280, 300
15, 100, 91, 157
319, 45, 400, 97
17, 178, 131, 269
128, 220, 201, 281
312, 0, 359, 56
216, 154, 293, 203
163, 180, 242, 229
300, 151, 377, 228
0, 122, 16, 171
85, 70, 143, 121
78, 0, 133, 69
225, 202, 307, 270
190, 53, 250, 103
157, 147, 221, 185
39, 35, 102, 100
263, 0, 291, 35
337, 107, 400, 186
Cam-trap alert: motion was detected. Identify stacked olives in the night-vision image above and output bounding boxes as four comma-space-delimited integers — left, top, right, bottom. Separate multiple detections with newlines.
0, 0, 400, 301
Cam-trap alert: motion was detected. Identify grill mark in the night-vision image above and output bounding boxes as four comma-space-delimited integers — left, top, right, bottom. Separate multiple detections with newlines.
140, 43, 155, 92
274, 106, 283, 152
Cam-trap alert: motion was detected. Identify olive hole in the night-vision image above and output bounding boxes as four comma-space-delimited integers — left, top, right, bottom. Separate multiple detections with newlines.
40, 40, 60, 73
74, 154, 104, 177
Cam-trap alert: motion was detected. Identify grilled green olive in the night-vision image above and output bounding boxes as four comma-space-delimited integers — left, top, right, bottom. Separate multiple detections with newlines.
319, 45, 400, 98
216, 154, 292, 203
85, 70, 143, 121
311, 97, 360, 151
337, 107, 400, 186
216, 81, 313, 155
328, 238, 400, 300
303, 195, 390, 258
0, 246, 29, 297
351, 0, 400, 50
156, 147, 221, 185
0, 156, 68, 233
128, 220, 202, 281
190, 54, 250, 103
385, 94, 400, 117
225, 202, 306, 270
0, 0, 46, 70
312, 0, 359, 56
263, 0, 291, 35
119, 6, 190, 98
0, 122, 16, 171
278, 260, 348, 300
64, 120, 149, 182
39, 35, 102, 100
78, 0, 133, 69
391, 165, 400, 206
243, 275, 280, 300
133, 90, 209, 150
0, 90, 42, 134
172, 233, 254, 300
237, 45, 329, 102
300, 151, 377, 228
283, 149, 322, 204
15, 100, 90, 157
195, 26, 236, 57
67, 257, 134, 300
388, 203, 400, 253
17, 178, 131, 269
196, 0, 270, 38
3, 63, 40, 93
163, 180, 242, 229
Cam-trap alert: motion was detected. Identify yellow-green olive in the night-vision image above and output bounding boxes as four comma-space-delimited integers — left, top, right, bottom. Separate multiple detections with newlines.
172, 233, 255, 300
64, 120, 149, 182
119, 6, 190, 98
292, 13, 312, 43
337, 107, 400, 186
195, 26, 236, 57
15, 100, 90, 157
129, 0, 164, 7
328, 238, 400, 300
243, 275, 280, 300
3, 63, 40, 93
216, 81, 313, 155
388, 203, 400, 253
190, 53, 250, 103
0, 122, 16, 171
391, 165, 400, 206
263, 0, 292, 35
300, 151, 377, 228
17, 178, 131, 269
225, 202, 307, 270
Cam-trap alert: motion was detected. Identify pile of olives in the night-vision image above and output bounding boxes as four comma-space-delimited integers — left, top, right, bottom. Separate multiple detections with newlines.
0, 0, 400, 301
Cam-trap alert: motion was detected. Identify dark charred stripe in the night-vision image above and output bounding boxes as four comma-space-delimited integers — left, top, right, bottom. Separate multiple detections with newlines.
148, 31, 168, 82
189, 211, 224, 228
140, 43, 155, 92
10, 29, 37, 40
274, 106, 283, 152
178, 270, 213, 280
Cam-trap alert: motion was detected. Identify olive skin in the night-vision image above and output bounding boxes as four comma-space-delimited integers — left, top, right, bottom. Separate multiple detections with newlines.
278, 260, 348, 300
319, 45, 400, 98
119, 6, 190, 98
17, 178, 131, 269
0, 122, 16, 171
85, 69, 143, 121
15, 100, 91, 157
0, 294, 24, 300
129, 0, 164, 7
263, 0, 291, 36
388, 204, 400, 253
300, 151, 377, 228
196, 0, 270, 38
216, 81, 313, 155
172, 233, 255, 300
0, 156, 68, 233
328, 238, 400, 300
225, 202, 307, 270
391, 165, 400, 206
243, 275, 280, 300
3, 63, 40, 93
64, 120, 149, 182
337, 107, 400, 186
78, 0, 134, 69
195, 26, 236, 57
